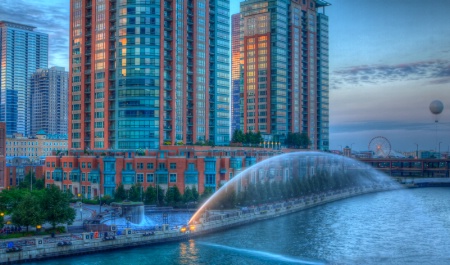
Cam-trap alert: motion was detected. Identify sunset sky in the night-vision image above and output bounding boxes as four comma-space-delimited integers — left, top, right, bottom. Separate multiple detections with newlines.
1, 0, 449, 152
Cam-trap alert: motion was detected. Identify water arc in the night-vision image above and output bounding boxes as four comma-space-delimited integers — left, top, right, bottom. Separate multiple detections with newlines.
189, 151, 399, 224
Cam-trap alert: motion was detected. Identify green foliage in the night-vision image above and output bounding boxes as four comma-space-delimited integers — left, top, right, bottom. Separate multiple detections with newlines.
231, 129, 263, 145
101, 195, 113, 205
0, 188, 28, 212
11, 193, 44, 232
285, 132, 311, 149
144, 186, 157, 205
231, 129, 245, 143
165, 186, 182, 207
191, 186, 199, 201
200, 187, 214, 202
14, 172, 43, 192
156, 185, 165, 206
41, 185, 76, 230
114, 183, 127, 201
183, 187, 194, 203
128, 183, 143, 202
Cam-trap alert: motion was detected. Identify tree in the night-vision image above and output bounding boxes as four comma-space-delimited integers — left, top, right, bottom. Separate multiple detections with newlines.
156, 185, 165, 206
128, 183, 143, 202
183, 187, 194, 203
191, 186, 199, 202
11, 193, 44, 232
231, 129, 245, 143
200, 187, 214, 202
41, 185, 76, 230
254, 131, 263, 145
285, 132, 311, 149
114, 183, 127, 201
144, 186, 157, 205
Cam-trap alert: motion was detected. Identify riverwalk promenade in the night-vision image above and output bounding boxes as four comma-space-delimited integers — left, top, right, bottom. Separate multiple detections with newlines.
0, 183, 404, 264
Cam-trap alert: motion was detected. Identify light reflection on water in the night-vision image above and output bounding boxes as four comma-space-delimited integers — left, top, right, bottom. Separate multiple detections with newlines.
29, 188, 450, 265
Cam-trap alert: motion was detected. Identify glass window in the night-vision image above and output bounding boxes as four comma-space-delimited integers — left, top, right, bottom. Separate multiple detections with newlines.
137, 173, 144, 183
146, 173, 154, 182
169, 173, 177, 183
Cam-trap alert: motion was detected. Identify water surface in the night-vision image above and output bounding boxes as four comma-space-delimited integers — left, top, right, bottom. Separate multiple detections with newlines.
32, 188, 450, 265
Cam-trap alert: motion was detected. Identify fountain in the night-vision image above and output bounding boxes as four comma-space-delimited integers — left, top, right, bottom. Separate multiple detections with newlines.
111, 201, 145, 224
189, 151, 400, 224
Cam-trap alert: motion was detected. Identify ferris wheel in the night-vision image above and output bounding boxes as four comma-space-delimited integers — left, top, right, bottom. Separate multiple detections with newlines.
368, 136, 391, 158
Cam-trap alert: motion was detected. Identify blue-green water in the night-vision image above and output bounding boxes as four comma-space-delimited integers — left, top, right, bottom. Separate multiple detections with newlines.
31, 188, 450, 264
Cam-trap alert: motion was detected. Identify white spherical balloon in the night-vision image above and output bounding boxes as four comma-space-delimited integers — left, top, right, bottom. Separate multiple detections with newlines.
429, 100, 444, 115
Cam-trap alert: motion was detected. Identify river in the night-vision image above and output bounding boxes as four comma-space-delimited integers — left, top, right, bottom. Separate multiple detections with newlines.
30, 187, 450, 264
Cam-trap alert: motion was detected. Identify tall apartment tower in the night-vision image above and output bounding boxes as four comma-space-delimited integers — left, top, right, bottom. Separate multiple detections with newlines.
239, 0, 329, 150
69, 0, 230, 151
231, 13, 241, 134
30, 67, 69, 136
0, 21, 49, 136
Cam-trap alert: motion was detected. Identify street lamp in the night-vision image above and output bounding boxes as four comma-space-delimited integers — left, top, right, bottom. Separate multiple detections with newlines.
77, 193, 83, 221
439, 142, 442, 157
99, 193, 102, 214
414, 143, 418, 159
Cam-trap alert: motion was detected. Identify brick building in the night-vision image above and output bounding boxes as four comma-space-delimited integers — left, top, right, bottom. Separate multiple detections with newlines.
44, 146, 285, 199
4, 157, 44, 189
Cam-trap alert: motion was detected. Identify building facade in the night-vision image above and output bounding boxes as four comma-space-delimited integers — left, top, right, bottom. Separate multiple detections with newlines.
238, 0, 329, 150
6, 131, 68, 162
4, 157, 45, 189
30, 67, 69, 136
231, 13, 241, 135
0, 123, 5, 190
0, 21, 49, 136
44, 146, 283, 198
69, 0, 230, 151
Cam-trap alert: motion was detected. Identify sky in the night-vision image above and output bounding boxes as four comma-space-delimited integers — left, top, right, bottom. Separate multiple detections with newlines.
1, 0, 449, 152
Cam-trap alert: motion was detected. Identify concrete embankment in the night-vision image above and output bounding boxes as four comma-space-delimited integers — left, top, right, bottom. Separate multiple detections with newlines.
0, 184, 399, 264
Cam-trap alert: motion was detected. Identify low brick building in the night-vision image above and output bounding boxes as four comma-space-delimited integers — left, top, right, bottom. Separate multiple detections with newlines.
44, 146, 285, 199
4, 157, 45, 189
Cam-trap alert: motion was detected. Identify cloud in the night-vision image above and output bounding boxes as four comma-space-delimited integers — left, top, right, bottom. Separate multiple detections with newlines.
0, 0, 70, 68
332, 60, 450, 89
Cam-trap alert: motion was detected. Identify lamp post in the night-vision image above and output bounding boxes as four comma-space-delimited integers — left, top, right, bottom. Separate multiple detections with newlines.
439, 142, 442, 158
78, 193, 83, 221
99, 193, 102, 214
414, 143, 418, 159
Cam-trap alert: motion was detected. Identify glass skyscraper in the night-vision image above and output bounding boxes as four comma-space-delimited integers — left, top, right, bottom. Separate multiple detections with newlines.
69, 0, 230, 151
231, 13, 241, 134
238, 0, 329, 150
0, 21, 48, 136
30, 67, 69, 136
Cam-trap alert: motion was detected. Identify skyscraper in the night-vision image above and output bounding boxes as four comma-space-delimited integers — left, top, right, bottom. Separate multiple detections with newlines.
238, 0, 329, 150
0, 21, 49, 136
231, 13, 241, 135
69, 0, 230, 151
30, 67, 69, 136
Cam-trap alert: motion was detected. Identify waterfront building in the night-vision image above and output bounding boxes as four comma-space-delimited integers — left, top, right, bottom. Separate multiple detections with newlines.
44, 146, 284, 198
6, 131, 68, 162
231, 13, 241, 134
69, 0, 230, 151
30, 67, 69, 136
4, 156, 45, 189
238, 0, 330, 150
0, 21, 49, 136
